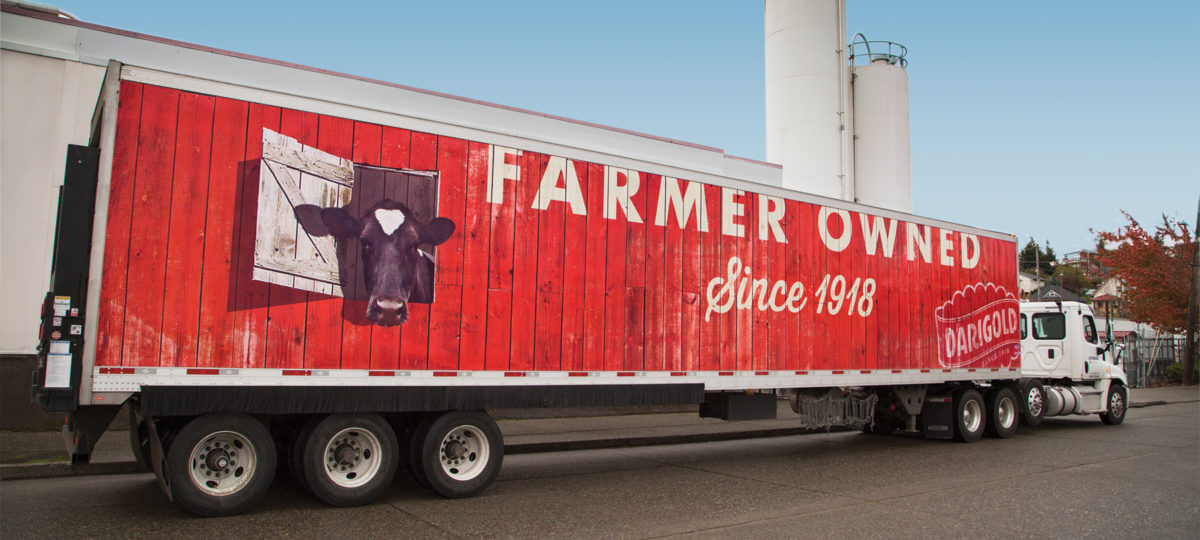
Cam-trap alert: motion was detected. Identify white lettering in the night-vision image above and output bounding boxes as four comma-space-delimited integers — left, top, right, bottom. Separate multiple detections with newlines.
906, 223, 931, 262
939, 228, 955, 266
721, 188, 745, 237
960, 233, 980, 269
758, 195, 787, 242
654, 177, 708, 231
818, 207, 852, 252
603, 166, 643, 222
486, 146, 521, 204
859, 214, 897, 257
534, 156, 587, 215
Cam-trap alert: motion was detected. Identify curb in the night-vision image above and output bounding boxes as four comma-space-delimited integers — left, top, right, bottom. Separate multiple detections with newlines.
1, 461, 148, 481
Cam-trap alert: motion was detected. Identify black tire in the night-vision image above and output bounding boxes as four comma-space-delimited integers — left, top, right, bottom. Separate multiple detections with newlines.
407, 418, 433, 489
166, 414, 276, 517
300, 414, 399, 507
129, 408, 152, 470
1020, 380, 1046, 427
1100, 384, 1127, 425
953, 388, 986, 443
985, 386, 1019, 439
289, 417, 319, 492
413, 411, 504, 498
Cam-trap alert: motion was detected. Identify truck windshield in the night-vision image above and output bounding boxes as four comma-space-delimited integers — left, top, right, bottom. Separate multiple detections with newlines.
1032, 313, 1065, 340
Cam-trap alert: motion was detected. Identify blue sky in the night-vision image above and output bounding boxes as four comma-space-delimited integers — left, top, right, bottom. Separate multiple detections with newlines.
47, 0, 1198, 255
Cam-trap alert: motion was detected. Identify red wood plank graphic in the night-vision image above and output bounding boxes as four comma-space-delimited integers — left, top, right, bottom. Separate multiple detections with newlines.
699, 183, 723, 372
560, 159, 589, 372
195, 97, 249, 368
534, 154, 565, 372
159, 91, 215, 368
582, 162, 608, 372
122, 84, 179, 367
603, 170, 628, 372
94, 86, 1022, 378
428, 135, 467, 371
233, 104, 280, 368
485, 144, 516, 371
96, 81, 143, 367
459, 141, 491, 372
508, 150, 541, 372
644, 174, 666, 371
679, 179, 703, 372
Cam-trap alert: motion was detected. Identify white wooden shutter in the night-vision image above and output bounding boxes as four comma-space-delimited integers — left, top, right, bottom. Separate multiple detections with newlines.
253, 128, 353, 296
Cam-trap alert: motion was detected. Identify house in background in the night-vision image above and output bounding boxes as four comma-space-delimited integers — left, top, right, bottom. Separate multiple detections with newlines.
1018, 272, 1085, 303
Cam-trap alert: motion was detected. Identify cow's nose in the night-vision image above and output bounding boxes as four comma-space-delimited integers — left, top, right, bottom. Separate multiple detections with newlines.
373, 298, 408, 324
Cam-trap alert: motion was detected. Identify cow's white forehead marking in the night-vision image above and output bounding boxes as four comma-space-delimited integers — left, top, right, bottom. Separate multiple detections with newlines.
374, 208, 406, 235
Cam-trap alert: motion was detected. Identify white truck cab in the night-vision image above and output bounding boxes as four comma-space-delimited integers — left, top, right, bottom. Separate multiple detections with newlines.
1017, 301, 1128, 426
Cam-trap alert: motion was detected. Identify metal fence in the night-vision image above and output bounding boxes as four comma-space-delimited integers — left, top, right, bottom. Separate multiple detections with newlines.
1119, 336, 1186, 388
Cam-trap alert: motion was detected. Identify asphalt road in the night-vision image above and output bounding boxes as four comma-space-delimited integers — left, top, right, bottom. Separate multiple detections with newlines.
2, 402, 1196, 539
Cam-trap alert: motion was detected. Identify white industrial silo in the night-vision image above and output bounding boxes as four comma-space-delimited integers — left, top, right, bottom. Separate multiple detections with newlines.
764, 0, 852, 200
850, 35, 911, 212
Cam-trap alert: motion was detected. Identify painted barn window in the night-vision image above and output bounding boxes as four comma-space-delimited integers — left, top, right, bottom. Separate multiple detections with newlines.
254, 128, 440, 301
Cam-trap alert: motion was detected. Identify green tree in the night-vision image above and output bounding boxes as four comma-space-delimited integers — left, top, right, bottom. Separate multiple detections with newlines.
1018, 238, 1056, 277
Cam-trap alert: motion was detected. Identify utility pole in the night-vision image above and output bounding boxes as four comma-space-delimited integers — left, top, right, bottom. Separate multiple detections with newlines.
1184, 194, 1198, 385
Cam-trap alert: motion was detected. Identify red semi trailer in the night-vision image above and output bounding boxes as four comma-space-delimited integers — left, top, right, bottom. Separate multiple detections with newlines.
34, 58, 1034, 516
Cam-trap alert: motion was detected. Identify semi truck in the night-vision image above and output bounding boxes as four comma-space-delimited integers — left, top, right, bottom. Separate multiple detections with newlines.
22, 15, 1126, 517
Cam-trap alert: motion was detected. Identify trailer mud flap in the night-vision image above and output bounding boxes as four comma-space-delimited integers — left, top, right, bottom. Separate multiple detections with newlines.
921, 397, 954, 439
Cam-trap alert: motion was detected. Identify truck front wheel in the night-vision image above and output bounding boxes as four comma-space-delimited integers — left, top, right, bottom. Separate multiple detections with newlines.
953, 389, 986, 442
301, 414, 399, 507
413, 411, 503, 498
166, 414, 276, 517
1100, 384, 1127, 425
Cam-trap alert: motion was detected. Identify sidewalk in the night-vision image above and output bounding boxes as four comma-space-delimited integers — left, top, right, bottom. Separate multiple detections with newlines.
2, 385, 1196, 481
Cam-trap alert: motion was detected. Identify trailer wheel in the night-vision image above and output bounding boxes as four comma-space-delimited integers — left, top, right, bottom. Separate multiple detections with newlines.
289, 418, 319, 492
953, 389, 986, 442
985, 387, 1019, 439
1100, 384, 1127, 425
1020, 380, 1046, 427
414, 411, 503, 498
166, 414, 276, 517
300, 414, 399, 507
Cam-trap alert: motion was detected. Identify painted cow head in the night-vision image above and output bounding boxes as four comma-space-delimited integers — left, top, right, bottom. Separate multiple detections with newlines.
319, 200, 455, 326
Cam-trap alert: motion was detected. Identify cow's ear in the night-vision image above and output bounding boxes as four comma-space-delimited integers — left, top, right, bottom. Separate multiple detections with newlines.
420, 217, 456, 246
320, 207, 362, 238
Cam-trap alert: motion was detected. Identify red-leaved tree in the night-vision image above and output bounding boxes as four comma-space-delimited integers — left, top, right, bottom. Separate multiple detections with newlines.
1094, 212, 1194, 334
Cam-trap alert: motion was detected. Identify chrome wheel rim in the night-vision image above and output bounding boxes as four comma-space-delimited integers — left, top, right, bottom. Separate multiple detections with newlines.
323, 427, 383, 488
997, 396, 1016, 430
188, 431, 256, 496
1110, 390, 1125, 418
1027, 387, 1044, 417
963, 399, 983, 433
440, 425, 489, 481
